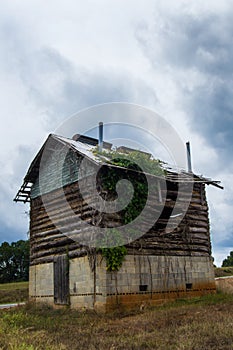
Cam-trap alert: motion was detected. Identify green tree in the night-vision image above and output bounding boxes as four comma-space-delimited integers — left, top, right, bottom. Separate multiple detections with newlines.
222, 251, 233, 267
0, 240, 29, 283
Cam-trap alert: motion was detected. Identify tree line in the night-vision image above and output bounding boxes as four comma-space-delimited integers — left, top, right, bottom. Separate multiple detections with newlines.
0, 240, 29, 283
222, 251, 233, 267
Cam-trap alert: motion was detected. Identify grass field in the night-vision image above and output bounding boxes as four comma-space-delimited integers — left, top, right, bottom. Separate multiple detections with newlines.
214, 267, 233, 278
0, 271, 232, 349
0, 292, 232, 350
0, 281, 28, 304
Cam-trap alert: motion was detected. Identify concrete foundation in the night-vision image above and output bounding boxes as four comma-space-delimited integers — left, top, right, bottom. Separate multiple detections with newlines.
29, 254, 216, 311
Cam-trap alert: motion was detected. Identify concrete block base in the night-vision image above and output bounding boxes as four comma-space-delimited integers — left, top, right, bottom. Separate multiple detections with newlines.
29, 254, 216, 311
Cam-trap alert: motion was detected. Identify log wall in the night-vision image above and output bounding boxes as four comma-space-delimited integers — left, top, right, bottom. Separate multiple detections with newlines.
30, 169, 211, 265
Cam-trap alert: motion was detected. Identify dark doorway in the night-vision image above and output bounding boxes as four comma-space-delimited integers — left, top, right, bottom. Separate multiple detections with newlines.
54, 255, 69, 305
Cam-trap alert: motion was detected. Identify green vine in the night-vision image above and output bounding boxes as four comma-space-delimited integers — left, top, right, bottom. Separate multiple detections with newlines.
97, 228, 127, 272
94, 148, 165, 271
101, 246, 127, 272
94, 148, 165, 224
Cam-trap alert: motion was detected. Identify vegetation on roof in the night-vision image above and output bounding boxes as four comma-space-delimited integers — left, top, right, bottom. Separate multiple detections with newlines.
94, 147, 165, 226
92, 148, 165, 177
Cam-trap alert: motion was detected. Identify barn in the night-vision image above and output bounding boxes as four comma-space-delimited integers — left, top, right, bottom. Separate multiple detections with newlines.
14, 128, 222, 311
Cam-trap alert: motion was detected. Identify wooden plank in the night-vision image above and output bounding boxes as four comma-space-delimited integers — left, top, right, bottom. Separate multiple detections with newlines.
54, 255, 69, 305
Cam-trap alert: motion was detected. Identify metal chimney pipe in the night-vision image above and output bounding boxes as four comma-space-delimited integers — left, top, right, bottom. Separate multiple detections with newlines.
186, 141, 192, 172
98, 122, 103, 152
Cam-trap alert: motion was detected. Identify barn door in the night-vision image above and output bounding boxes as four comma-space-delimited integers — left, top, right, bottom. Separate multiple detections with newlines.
54, 255, 69, 305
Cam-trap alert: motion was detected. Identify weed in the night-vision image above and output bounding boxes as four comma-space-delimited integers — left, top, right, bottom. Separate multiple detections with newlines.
0, 293, 232, 349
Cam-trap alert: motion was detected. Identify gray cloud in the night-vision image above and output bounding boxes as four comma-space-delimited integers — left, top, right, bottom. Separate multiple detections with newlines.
5, 43, 158, 128
0, 22, 159, 244
135, 7, 233, 265
189, 82, 233, 158
136, 10, 233, 158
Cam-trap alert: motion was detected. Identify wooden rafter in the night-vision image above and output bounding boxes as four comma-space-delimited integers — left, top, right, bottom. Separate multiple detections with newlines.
14, 181, 33, 203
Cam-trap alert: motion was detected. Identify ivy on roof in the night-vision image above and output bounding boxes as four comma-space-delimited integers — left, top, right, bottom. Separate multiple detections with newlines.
92, 148, 166, 177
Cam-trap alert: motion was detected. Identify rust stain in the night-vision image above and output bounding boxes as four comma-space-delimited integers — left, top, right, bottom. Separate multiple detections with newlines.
105, 282, 216, 311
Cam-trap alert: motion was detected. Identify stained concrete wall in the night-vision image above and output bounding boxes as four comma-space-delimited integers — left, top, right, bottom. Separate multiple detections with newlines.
106, 255, 215, 293
29, 254, 216, 310
29, 263, 54, 305
105, 255, 216, 310
69, 256, 101, 309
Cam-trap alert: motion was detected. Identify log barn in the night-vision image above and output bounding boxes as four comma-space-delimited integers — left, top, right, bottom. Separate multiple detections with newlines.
14, 131, 222, 311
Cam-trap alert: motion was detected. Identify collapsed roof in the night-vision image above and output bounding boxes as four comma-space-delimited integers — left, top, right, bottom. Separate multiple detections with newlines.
14, 133, 223, 203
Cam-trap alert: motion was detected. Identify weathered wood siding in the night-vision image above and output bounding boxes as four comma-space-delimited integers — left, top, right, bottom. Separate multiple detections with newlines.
128, 181, 211, 256
30, 167, 211, 265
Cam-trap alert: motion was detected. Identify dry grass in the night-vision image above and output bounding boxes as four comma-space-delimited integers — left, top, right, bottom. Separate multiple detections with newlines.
0, 282, 28, 304
0, 293, 232, 350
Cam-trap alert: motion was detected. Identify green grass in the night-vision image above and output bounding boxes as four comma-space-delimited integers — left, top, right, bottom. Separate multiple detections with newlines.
0, 292, 232, 350
0, 281, 28, 291
215, 267, 233, 277
0, 281, 28, 303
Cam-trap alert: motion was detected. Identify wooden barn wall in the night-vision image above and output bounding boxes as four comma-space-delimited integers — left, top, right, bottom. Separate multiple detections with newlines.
30, 171, 211, 266
127, 180, 211, 256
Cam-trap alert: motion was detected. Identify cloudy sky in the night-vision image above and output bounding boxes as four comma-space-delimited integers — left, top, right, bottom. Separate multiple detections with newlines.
0, 0, 232, 266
